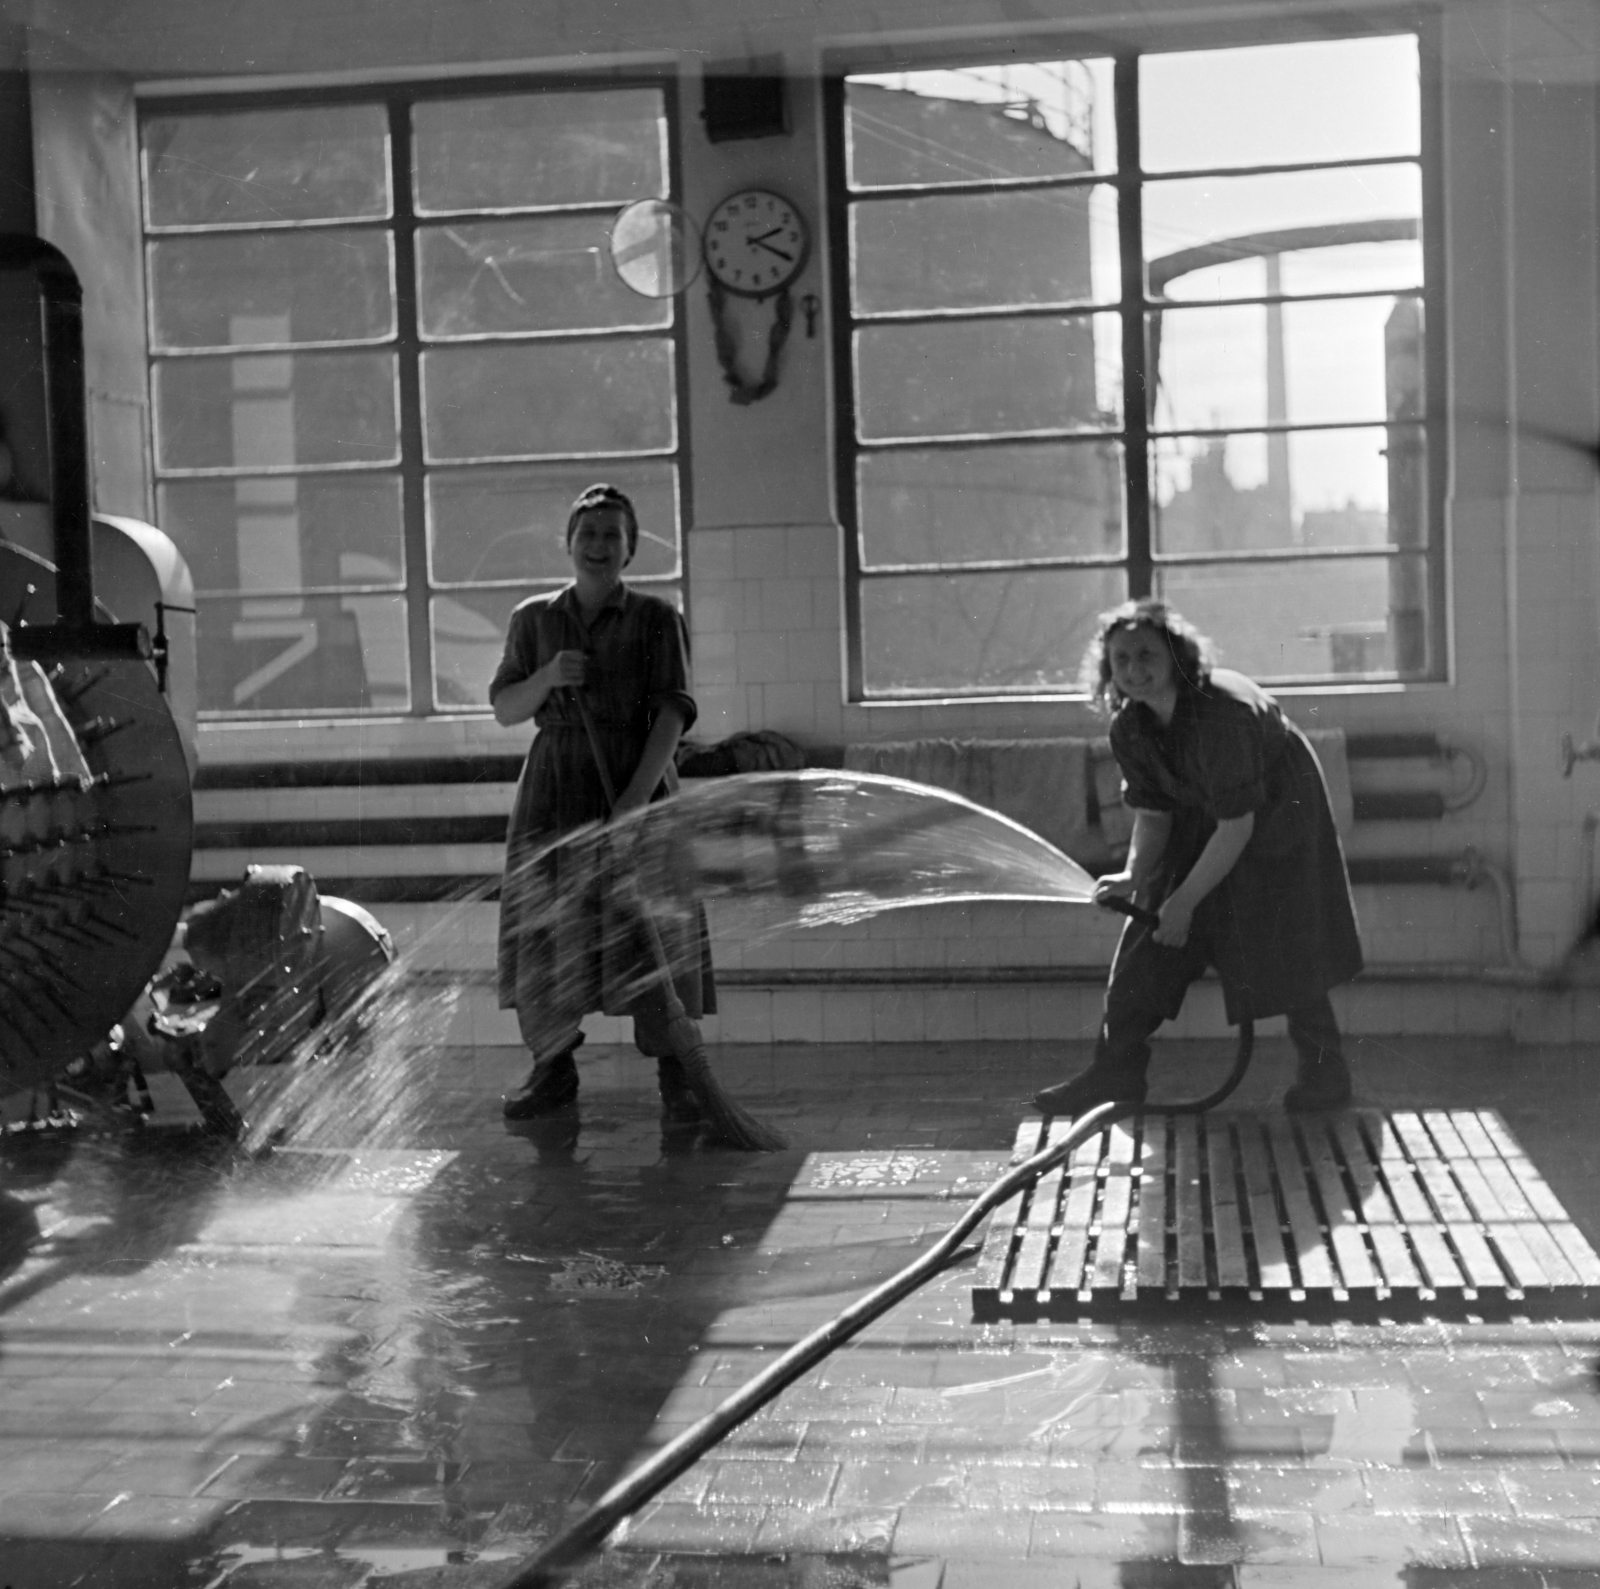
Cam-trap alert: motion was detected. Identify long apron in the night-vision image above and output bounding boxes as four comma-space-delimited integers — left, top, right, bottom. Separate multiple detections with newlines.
1111, 672, 1363, 1026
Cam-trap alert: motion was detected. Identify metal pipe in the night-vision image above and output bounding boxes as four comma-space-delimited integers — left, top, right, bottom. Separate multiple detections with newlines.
0, 237, 91, 628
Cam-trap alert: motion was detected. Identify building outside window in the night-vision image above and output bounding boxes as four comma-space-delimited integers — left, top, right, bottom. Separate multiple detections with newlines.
139, 80, 685, 718
829, 32, 1441, 700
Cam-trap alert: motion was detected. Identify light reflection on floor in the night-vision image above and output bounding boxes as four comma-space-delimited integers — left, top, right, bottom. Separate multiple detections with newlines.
2, 1034, 1599, 1588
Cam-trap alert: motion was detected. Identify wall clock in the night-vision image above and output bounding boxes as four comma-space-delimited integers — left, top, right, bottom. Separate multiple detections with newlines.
702, 188, 810, 404
703, 188, 809, 297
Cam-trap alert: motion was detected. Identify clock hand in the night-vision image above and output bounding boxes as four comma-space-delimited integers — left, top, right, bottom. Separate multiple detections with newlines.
749, 227, 785, 243
752, 239, 795, 262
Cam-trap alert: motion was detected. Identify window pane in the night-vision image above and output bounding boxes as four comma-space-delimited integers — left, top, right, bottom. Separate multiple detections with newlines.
855, 314, 1119, 441
1153, 426, 1424, 556
196, 591, 410, 714
1144, 166, 1422, 289
159, 474, 404, 594
432, 582, 681, 711
860, 567, 1124, 695
429, 460, 680, 585
1155, 554, 1427, 680
1140, 35, 1420, 173
412, 90, 666, 214
858, 442, 1123, 567
422, 341, 675, 462
143, 106, 391, 228
851, 186, 1117, 314
417, 216, 670, 339
1152, 296, 1416, 432
148, 232, 395, 351
845, 62, 1114, 188
153, 351, 399, 472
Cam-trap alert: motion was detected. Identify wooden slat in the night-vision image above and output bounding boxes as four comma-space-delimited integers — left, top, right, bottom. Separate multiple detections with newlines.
1449, 1157, 1512, 1224
1476, 1156, 1538, 1221
1421, 1110, 1473, 1161
1333, 1117, 1423, 1291
1046, 1129, 1104, 1295
1484, 1223, 1552, 1290
1333, 1115, 1390, 1223
1390, 1111, 1439, 1162
1548, 1223, 1600, 1286
1408, 1224, 1470, 1293
1174, 1115, 1207, 1289
1492, 1148, 1569, 1224
1009, 1159, 1067, 1296
1449, 1111, 1501, 1160
1206, 1118, 1250, 1288
1135, 1116, 1169, 1291
1413, 1158, 1476, 1226
1422, 1111, 1514, 1229
1235, 1117, 1293, 1292
1441, 1215, 1508, 1292
1267, 1117, 1336, 1290
974, 1119, 1043, 1299
1476, 1113, 1586, 1235
1368, 1222, 1426, 1292
1090, 1124, 1137, 1292
1509, 1222, 1581, 1288
1298, 1118, 1379, 1291
1372, 1118, 1442, 1228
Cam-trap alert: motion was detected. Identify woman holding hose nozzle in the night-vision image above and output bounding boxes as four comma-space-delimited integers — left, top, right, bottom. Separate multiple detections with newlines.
1034, 598, 1364, 1118
490, 483, 713, 1124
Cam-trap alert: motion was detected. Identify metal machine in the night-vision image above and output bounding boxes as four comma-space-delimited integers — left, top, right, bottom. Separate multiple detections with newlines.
0, 236, 391, 1134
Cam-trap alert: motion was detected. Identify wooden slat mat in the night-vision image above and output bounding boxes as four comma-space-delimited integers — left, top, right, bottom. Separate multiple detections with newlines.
973, 1110, 1600, 1322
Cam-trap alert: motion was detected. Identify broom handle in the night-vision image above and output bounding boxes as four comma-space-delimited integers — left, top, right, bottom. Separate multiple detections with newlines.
572, 690, 689, 1023
572, 689, 621, 813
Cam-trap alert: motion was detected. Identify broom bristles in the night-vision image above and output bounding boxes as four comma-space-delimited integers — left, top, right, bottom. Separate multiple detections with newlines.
666, 1014, 788, 1152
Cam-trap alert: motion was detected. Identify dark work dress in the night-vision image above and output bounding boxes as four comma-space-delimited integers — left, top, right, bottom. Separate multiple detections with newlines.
1109, 668, 1363, 1027
490, 583, 714, 1044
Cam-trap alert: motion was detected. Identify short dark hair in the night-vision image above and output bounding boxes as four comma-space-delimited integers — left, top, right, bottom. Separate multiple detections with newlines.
1079, 597, 1215, 715
566, 483, 639, 557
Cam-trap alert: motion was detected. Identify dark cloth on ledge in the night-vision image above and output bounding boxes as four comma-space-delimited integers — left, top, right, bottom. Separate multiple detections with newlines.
490, 583, 713, 1045
1109, 667, 1363, 1024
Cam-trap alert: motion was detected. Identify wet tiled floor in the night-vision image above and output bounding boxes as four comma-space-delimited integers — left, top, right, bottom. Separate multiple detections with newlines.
3, 1029, 1600, 1588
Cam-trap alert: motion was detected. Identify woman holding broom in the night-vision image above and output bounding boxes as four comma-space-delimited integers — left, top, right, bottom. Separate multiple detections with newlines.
490, 482, 722, 1129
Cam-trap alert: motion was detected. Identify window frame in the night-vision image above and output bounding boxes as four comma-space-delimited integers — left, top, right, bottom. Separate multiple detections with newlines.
824, 17, 1447, 702
137, 70, 692, 721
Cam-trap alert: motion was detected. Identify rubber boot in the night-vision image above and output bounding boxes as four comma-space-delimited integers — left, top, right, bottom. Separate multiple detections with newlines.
503, 1035, 583, 1119
1032, 1059, 1147, 1118
1283, 1049, 1352, 1112
657, 1056, 707, 1125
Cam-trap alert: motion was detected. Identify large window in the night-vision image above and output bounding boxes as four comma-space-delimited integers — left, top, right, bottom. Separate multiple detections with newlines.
140, 81, 685, 717
829, 33, 1441, 698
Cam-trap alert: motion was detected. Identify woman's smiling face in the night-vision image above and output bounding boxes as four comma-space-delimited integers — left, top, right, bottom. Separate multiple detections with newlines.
568, 506, 633, 592
1107, 624, 1178, 712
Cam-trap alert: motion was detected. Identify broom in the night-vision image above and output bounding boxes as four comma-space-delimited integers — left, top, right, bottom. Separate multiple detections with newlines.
574, 693, 787, 1152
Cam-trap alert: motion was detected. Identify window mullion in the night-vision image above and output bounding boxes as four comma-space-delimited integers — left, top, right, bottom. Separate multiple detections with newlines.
389, 98, 432, 716
1115, 54, 1151, 598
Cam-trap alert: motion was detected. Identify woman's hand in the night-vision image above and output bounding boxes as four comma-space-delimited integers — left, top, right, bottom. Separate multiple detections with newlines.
1153, 892, 1195, 948
610, 785, 650, 820
1093, 870, 1137, 906
542, 649, 588, 691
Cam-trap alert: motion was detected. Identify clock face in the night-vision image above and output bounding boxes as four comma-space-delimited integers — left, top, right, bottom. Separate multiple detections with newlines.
703, 189, 809, 297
